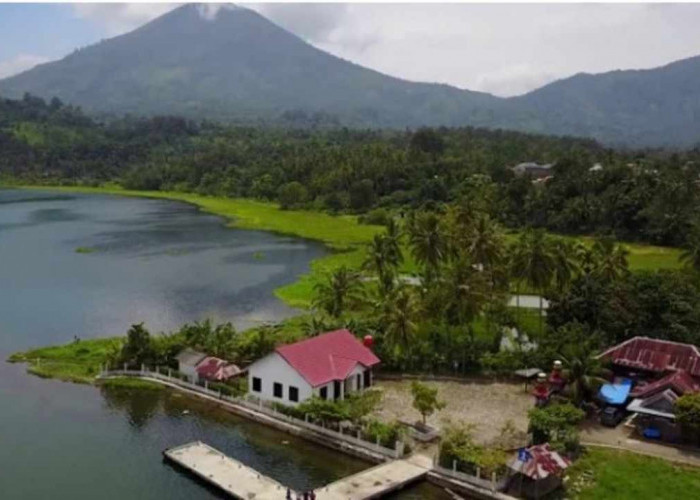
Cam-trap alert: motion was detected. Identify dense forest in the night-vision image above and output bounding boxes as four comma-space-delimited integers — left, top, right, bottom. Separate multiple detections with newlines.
2, 93, 700, 247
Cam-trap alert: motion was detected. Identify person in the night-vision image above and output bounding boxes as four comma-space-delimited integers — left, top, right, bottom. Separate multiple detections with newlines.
303, 492, 309, 500
286, 488, 292, 500
309, 491, 316, 500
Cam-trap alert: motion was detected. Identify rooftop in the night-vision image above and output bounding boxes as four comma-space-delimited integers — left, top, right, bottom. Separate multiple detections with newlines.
276, 329, 380, 387
598, 336, 700, 377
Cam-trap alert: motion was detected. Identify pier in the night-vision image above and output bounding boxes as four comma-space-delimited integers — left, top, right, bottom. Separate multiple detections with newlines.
164, 441, 291, 499
164, 441, 429, 499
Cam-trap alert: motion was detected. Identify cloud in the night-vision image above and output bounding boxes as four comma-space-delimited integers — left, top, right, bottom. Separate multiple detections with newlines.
0, 54, 51, 79
71, 3, 178, 36
247, 4, 350, 44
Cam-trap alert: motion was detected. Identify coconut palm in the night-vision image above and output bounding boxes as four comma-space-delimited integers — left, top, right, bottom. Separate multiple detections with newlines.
510, 229, 557, 333
680, 225, 700, 274
363, 232, 402, 294
408, 211, 447, 283
558, 335, 607, 406
467, 213, 506, 272
382, 286, 420, 356
551, 239, 582, 292
592, 236, 629, 282
443, 253, 489, 326
312, 266, 363, 318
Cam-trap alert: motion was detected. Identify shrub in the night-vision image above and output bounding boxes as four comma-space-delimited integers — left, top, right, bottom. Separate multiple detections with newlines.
363, 419, 405, 449
676, 393, 700, 444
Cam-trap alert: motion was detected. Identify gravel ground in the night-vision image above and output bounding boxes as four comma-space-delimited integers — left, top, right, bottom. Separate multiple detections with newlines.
373, 378, 533, 445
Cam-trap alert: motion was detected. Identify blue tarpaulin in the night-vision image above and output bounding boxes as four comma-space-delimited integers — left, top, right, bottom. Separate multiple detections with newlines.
599, 378, 632, 405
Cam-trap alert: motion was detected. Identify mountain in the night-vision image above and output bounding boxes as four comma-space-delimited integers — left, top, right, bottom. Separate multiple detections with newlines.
1, 4, 699, 147
504, 56, 700, 148
0, 4, 498, 128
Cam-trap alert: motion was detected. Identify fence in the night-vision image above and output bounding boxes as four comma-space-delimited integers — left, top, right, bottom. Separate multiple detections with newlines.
432, 460, 510, 492
99, 367, 403, 459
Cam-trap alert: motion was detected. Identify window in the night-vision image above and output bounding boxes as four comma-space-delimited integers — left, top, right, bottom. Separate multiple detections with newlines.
252, 377, 261, 392
289, 386, 299, 402
319, 386, 328, 400
356, 374, 362, 390
273, 382, 283, 398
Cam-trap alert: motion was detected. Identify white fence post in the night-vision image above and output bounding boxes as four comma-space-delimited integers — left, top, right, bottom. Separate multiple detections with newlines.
491, 472, 496, 491
453, 460, 457, 472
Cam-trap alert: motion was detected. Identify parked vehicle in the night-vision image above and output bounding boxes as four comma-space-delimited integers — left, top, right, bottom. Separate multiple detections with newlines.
600, 406, 626, 427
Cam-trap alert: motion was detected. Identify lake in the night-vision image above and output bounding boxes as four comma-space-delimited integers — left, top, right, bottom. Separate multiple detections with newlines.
0, 189, 449, 499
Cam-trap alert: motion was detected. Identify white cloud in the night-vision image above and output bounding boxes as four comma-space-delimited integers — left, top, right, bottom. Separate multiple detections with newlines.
0, 54, 51, 79
71, 3, 178, 36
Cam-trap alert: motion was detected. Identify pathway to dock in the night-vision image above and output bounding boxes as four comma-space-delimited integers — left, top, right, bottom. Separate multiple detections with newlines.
164, 441, 430, 500
321, 454, 431, 499
164, 441, 291, 499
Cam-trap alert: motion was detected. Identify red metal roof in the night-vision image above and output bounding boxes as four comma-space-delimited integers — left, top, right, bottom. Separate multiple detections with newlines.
631, 370, 700, 398
276, 329, 380, 387
509, 444, 571, 480
196, 357, 241, 381
598, 337, 700, 377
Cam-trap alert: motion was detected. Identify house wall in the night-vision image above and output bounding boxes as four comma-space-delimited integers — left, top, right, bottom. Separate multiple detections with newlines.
179, 363, 199, 383
247, 353, 313, 406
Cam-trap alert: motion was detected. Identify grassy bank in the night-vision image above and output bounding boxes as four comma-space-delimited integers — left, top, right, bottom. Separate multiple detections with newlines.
565, 447, 700, 499
7, 337, 120, 384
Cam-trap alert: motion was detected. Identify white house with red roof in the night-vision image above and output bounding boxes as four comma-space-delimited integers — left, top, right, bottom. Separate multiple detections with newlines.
246, 329, 380, 406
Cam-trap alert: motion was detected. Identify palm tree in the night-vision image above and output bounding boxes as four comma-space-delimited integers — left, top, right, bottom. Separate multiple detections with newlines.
510, 229, 556, 333
592, 236, 629, 282
408, 211, 447, 284
468, 214, 506, 273
382, 286, 419, 357
443, 253, 489, 326
680, 225, 700, 274
312, 266, 362, 318
551, 239, 582, 292
558, 335, 607, 406
363, 233, 402, 294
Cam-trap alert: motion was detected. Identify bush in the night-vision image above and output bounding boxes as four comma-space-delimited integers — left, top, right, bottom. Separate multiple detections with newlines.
676, 393, 700, 444
358, 207, 391, 226
439, 421, 507, 477
528, 402, 585, 447
363, 419, 405, 449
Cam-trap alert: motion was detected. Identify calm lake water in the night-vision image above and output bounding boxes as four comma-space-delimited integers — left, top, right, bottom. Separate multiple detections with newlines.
0, 189, 449, 499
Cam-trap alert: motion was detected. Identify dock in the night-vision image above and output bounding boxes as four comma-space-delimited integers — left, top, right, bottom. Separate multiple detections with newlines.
164, 441, 430, 500
322, 455, 430, 499
164, 441, 291, 499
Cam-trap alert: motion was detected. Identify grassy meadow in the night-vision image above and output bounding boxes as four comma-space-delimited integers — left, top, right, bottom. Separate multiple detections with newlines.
565, 447, 700, 499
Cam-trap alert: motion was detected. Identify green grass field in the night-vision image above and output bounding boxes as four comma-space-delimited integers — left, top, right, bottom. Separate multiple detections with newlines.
8, 337, 120, 384
565, 447, 700, 499
6, 185, 684, 308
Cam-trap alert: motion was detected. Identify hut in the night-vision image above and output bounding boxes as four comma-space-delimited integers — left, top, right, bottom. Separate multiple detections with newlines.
507, 444, 571, 499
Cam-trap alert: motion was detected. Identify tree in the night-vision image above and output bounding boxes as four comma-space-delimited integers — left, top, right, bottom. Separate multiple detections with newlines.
313, 266, 363, 317
675, 393, 700, 444
277, 181, 308, 209
528, 402, 584, 445
408, 211, 447, 283
680, 224, 700, 274
120, 323, 153, 367
349, 179, 376, 211
381, 285, 419, 357
363, 234, 400, 294
557, 325, 607, 405
411, 381, 446, 425
591, 236, 629, 282
551, 239, 582, 292
510, 229, 556, 332
409, 127, 445, 158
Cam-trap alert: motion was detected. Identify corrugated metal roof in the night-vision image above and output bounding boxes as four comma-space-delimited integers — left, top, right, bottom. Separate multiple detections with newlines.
276, 329, 380, 387
176, 348, 207, 367
598, 337, 700, 376
630, 370, 700, 398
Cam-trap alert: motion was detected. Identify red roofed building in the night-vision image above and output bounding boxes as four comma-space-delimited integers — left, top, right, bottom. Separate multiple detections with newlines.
246, 329, 380, 406
196, 356, 242, 382
597, 336, 700, 377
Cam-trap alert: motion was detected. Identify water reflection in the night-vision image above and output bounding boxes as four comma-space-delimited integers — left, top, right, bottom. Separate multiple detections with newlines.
100, 385, 162, 429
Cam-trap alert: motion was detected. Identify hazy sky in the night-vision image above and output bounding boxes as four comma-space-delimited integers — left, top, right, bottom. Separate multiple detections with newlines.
2, 3, 700, 96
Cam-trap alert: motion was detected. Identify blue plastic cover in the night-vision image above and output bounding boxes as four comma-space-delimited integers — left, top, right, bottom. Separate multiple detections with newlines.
599, 378, 632, 405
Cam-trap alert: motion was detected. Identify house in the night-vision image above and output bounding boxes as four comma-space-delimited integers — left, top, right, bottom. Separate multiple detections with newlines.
246, 329, 380, 406
196, 356, 242, 382
176, 348, 207, 382
598, 337, 700, 441
510, 162, 554, 180
507, 444, 571, 499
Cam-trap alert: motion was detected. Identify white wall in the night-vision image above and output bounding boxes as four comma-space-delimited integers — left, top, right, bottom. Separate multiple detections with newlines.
247, 352, 313, 406
179, 363, 199, 383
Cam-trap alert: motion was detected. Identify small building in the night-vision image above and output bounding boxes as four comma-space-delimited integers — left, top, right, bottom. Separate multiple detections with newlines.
507, 444, 571, 499
510, 162, 554, 180
196, 356, 242, 382
246, 329, 380, 406
176, 348, 207, 382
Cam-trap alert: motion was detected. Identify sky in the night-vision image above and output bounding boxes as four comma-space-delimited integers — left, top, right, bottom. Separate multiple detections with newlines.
2, 3, 700, 97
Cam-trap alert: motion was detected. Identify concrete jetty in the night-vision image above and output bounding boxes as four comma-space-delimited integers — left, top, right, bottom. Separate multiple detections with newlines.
164, 441, 291, 499
322, 455, 430, 499
164, 441, 430, 500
